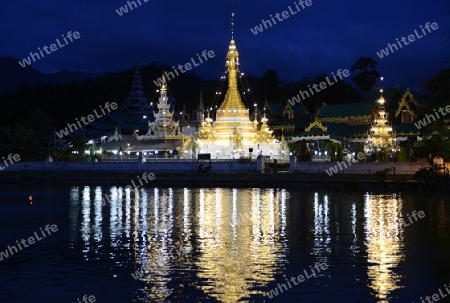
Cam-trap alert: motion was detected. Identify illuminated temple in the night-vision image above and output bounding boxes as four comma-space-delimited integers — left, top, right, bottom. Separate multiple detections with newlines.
196, 38, 280, 159
136, 75, 182, 142
365, 90, 394, 150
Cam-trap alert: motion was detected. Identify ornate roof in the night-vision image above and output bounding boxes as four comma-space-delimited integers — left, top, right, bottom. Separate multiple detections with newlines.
318, 102, 373, 120
395, 88, 424, 119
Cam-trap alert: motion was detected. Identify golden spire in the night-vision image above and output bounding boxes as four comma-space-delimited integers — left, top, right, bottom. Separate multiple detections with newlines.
378, 76, 385, 106
215, 2, 249, 117
160, 75, 167, 95
217, 40, 248, 115
231, 0, 235, 40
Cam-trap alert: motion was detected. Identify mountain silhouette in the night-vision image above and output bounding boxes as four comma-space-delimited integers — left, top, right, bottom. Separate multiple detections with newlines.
0, 56, 104, 94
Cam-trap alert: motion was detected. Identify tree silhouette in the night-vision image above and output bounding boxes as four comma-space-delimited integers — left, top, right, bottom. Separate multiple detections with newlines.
351, 57, 380, 97
72, 134, 87, 160
421, 120, 450, 164
261, 69, 279, 102
422, 68, 450, 110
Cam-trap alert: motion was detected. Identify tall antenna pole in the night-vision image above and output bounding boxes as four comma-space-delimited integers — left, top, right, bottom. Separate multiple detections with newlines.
231, 0, 235, 40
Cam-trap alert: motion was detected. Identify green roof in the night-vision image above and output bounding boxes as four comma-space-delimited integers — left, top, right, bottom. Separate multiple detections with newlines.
278, 119, 309, 127
299, 122, 370, 138
266, 103, 283, 115
326, 123, 370, 137
394, 123, 421, 135
319, 102, 373, 118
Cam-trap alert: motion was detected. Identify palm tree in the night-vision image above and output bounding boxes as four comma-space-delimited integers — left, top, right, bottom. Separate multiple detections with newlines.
351, 57, 380, 97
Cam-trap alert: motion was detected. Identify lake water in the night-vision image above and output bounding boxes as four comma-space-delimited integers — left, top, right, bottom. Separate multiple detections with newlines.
0, 185, 449, 303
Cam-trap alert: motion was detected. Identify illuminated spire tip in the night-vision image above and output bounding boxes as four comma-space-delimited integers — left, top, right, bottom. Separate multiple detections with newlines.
231, 0, 235, 39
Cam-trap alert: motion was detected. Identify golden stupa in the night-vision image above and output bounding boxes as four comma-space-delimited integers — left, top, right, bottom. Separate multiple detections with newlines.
366, 90, 395, 151
196, 35, 279, 159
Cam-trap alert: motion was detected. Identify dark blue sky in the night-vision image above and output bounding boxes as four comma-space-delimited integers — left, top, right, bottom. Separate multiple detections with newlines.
1, 0, 449, 90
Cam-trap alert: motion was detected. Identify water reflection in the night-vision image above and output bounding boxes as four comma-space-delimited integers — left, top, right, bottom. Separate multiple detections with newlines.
313, 192, 331, 262
364, 193, 405, 302
69, 187, 288, 302
196, 188, 287, 303
68, 187, 410, 302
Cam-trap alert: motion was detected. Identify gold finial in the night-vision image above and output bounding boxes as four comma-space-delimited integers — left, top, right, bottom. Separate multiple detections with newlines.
231, 0, 235, 40
160, 75, 167, 95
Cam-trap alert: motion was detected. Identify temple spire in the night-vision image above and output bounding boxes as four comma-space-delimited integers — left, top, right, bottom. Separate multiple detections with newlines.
231, 0, 235, 40
122, 59, 149, 113
195, 3, 279, 158
216, 37, 248, 115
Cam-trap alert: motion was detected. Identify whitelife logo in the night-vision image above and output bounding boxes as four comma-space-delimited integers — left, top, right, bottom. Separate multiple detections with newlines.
0, 153, 21, 171
115, 0, 149, 16
414, 105, 450, 130
267, 261, 328, 299
0, 224, 58, 261
55, 102, 118, 138
102, 172, 156, 206
250, 0, 313, 35
412, 282, 450, 303
325, 151, 365, 176
71, 295, 96, 303
288, 69, 350, 106
376, 22, 439, 59
18, 31, 81, 68
152, 50, 215, 87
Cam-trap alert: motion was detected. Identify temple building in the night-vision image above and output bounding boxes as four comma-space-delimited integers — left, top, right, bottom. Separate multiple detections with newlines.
285, 84, 425, 160
196, 37, 280, 159
365, 90, 395, 151
122, 59, 153, 114
136, 75, 182, 142
99, 70, 184, 157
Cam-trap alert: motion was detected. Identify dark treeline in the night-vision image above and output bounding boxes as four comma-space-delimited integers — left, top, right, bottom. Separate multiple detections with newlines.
0, 55, 447, 161
0, 61, 363, 148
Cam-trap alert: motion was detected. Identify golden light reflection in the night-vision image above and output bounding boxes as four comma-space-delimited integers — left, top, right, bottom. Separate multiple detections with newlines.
313, 192, 331, 262
69, 187, 287, 303
93, 187, 103, 243
132, 188, 175, 302
69, 186, 80, 247
81, 186, 91, 248
110, 186, 123, 252
196, 188, 287, 303
364, 193, 405, 302
436, 197, 448, 239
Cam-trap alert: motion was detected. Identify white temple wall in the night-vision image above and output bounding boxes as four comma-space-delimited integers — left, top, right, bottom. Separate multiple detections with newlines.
198, 141, 282, 159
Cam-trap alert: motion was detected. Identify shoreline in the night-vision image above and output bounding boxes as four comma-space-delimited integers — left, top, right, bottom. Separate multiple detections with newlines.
1, 170, 447, 191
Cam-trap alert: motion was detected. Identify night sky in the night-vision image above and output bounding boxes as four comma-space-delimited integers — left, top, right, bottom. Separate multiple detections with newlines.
1, 0, 449, 90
